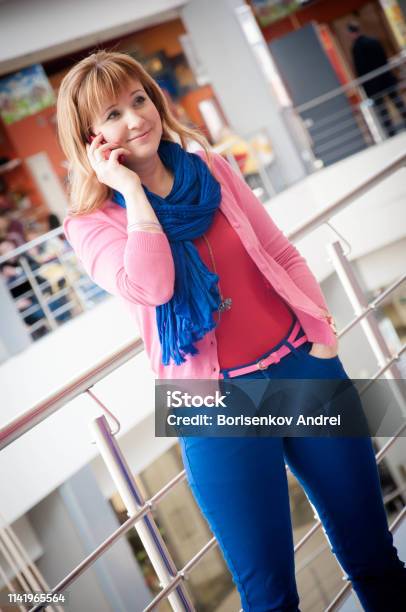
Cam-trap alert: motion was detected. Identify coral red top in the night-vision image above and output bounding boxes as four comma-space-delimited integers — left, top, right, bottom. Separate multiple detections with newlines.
63, 152, 335, 380
194, 208, 294, 369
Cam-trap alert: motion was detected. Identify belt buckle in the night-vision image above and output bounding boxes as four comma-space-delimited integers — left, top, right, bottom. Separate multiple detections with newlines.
257, 359, 267, 370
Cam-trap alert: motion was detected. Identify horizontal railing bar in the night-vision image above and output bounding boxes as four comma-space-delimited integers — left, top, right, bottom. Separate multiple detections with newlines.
321, 142, 370, 165
143, 425, 406, 611
143, 537, 218, 612
383, 485, 406, 505
149, 467, 187, 504
0, 227, 65, 265
338, 274, 406, 338
13, 288, 35, 301
2, 275, 404, 451
7, 277, 32, 291
47, 302, 73, 319
21, 305, 43, 319
376, 421, 406, 465
274, 424, 406, 564
277, 477, 403, 580
295, 542, 330, 574
27, 319, 49, 333
325, 505, 406, 611
304, 84, 406, 134
28, 416, 406, 610
0, 154, 406, 450
295, 53, 406, 113
310, 111, 368, 133
78, 286, 105, 299
371, 273, 406, 307
313, 127, 367, 154
46, 287, 71, 303
307, 106, 360, 129
309, 116, 362, 140
28, 468, 189, 612
151, 470, 405, 612
287, 151, 406, 243
0, 338, 144, 450
358, 342, 406, 392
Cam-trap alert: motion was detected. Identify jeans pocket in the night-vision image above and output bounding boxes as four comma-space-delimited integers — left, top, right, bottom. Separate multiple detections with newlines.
300, 342, 340, 362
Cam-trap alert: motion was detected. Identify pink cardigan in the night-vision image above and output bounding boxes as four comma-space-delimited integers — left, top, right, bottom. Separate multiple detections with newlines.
63, 152, 336, 380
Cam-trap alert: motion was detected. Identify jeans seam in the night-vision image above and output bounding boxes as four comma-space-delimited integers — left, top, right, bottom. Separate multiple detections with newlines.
181, 440, 254, 611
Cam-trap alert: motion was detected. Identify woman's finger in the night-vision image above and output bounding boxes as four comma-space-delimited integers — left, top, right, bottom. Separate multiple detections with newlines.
108, 147, 131, 162
87, 133, 103, 156
99, 141, 119, 152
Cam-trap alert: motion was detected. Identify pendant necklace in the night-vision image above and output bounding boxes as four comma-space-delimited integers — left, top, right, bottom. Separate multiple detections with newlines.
201, 233, 232, 321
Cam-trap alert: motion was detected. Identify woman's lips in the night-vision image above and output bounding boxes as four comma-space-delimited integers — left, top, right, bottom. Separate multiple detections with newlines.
128, 130, 151, 142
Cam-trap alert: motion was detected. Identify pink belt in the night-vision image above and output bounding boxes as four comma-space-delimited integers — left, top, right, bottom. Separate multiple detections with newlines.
218, 320, 308, 379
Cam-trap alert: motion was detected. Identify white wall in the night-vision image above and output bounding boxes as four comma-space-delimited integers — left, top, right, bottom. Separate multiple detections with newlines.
0, 0, 186, 75
264, 131, 406, 284
28, 490, 113, 612
1, 135, 406, 524
0, 515, 43, 589
0, 297, 166, 524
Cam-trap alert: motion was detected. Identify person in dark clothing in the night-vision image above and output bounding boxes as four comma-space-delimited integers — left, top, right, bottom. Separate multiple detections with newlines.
348, 22, 406, 136
47, 212, 61, 230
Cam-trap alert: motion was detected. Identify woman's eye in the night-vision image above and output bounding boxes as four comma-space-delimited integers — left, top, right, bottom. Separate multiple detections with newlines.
105, 96, 145, 120
106, 110, 119, 120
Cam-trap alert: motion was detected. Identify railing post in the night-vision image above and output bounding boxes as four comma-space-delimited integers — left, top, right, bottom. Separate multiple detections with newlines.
54, 251, 88, 313
359, 99, 387, 144
327, 240, 404, 382
19, 256, 57, 331
89, 415, 195, 612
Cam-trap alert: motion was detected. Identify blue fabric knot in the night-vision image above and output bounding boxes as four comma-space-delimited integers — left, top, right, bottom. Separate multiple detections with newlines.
113, 140, 222, 366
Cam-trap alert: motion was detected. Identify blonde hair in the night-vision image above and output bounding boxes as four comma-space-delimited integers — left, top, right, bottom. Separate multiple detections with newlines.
56, 50, 212, 216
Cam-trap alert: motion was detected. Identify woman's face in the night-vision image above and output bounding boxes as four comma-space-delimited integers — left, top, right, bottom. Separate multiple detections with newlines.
90, 78, 163, 165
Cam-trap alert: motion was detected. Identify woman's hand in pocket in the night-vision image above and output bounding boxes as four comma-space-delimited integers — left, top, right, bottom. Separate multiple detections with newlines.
309, 337, 339, 359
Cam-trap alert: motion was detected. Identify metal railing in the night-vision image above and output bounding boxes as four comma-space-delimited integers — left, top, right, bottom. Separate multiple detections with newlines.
294, 52, 406, 166
0, 226, 108, 343
1, 154, 406, 611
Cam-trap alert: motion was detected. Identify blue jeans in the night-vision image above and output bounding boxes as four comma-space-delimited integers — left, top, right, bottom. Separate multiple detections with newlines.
179, 323, 406, 611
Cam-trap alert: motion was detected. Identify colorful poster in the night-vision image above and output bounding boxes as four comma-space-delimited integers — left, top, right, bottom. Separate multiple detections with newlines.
251, 0, 300, 27
380, 0, 406, 48
0, 64, 55, 125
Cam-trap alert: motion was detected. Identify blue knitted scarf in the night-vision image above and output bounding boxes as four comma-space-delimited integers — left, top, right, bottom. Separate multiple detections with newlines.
112, 140, 222, 366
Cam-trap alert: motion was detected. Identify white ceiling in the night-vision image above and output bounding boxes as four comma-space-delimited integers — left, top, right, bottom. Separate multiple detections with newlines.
0, 0, 188, 76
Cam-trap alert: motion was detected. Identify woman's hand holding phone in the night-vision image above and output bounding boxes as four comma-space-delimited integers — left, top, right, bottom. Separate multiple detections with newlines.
86, 132, 141, 196
86, 132, 161, 231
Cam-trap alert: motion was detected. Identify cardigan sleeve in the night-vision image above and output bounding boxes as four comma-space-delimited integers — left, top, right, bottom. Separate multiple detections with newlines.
63, 213, 175, 307
212, 153, 330, 314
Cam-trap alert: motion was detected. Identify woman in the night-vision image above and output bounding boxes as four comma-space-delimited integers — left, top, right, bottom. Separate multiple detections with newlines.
57, 51, 406, 611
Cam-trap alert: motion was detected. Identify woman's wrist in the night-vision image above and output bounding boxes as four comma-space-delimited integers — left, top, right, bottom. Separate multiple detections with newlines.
127, 221, 163, 233
124, 187, 161, 229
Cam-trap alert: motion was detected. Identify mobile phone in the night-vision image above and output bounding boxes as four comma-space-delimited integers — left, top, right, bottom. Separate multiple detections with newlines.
87, 133, 124, 163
